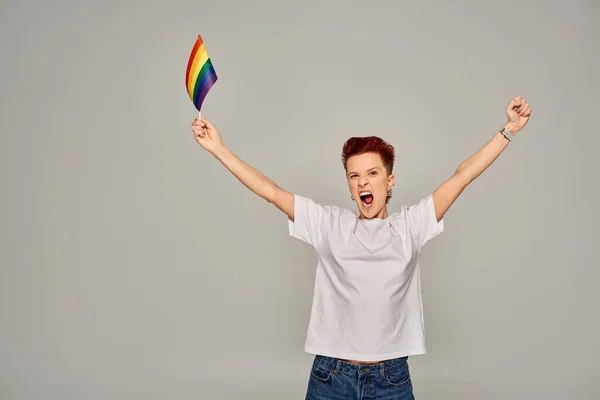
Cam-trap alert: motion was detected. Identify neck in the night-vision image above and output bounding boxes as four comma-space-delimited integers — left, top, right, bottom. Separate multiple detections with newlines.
358, 206, 389, 220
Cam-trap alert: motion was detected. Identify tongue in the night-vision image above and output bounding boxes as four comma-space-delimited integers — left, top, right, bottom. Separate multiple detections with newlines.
364, 195, 373, 204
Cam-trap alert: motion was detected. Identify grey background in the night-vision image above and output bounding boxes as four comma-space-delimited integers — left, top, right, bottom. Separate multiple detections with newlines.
1, 0, 599, 399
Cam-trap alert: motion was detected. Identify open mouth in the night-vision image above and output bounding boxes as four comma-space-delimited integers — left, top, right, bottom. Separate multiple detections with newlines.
359, 191, 374, 206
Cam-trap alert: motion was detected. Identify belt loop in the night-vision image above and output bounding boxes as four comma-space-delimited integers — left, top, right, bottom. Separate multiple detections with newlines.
335, 359, 341, 373
379, 362, 385, 378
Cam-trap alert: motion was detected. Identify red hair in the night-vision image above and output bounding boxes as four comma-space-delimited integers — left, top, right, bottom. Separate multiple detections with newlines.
341, 136, 395, 203
341, 136, 395, 174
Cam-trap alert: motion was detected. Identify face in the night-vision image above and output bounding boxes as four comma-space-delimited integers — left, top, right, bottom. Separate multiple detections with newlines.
345, 152, 395, 219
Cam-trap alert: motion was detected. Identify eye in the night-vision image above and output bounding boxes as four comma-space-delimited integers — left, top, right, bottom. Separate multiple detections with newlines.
369, 171, 377, 176
349, 174, 358, 179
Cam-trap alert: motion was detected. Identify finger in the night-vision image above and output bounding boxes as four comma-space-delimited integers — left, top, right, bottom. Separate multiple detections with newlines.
202, 118, 215, 130
519, 106, 529, 117
521, 103, 530, 112
515, 104, 523, 114
508, 98, 521, 110
514, 95, 525, 104
516, 100, 527, 112
192, 125, 203, 136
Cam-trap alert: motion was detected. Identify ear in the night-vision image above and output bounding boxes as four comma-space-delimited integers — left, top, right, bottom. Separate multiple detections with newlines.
387, 173, 395, 190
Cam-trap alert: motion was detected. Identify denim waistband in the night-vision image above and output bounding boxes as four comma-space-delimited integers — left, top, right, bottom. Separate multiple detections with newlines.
313, 354, 408, 378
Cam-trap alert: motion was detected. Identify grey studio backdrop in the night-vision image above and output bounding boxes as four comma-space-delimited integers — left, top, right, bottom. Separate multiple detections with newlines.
1, 1, 598, 399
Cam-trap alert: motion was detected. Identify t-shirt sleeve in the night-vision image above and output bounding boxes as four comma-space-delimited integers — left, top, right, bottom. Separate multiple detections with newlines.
406, 194, 444, 249
287, 194, 331, 248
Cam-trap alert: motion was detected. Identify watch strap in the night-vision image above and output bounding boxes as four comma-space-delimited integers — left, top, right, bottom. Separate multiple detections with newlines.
500, 126, 515, 141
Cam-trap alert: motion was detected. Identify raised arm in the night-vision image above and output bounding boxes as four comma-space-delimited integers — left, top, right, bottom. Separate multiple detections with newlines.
432, 96, 532, 221
191, 117, 295, 220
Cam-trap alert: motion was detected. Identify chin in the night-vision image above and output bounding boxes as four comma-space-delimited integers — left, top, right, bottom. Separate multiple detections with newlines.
359, 204, 377, 218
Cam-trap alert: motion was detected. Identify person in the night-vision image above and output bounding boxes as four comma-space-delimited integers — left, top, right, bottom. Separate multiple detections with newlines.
190, 96, 532, 399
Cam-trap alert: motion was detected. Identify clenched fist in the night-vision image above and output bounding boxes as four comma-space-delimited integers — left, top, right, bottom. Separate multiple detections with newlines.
191, 117, 223, 154
505, 96, 532, 134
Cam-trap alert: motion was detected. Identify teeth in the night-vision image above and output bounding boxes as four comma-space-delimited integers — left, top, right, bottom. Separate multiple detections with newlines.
359, 191, 372, 196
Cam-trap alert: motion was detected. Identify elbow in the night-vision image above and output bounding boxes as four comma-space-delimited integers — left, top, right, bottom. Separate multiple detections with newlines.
265, 185, 282, 205
453, 168, 473, 188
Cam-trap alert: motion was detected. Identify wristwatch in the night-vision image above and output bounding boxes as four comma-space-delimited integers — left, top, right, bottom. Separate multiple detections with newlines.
499, 126, 515, 141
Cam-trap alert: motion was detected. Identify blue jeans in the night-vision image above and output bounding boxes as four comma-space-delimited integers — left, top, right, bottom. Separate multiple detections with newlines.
305, 354, 415, 399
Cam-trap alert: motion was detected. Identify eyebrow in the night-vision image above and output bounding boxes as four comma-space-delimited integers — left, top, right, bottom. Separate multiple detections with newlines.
347, 167, 380, 175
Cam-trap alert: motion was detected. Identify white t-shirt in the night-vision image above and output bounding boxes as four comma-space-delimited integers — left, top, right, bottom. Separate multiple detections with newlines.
288, 193, 444, 361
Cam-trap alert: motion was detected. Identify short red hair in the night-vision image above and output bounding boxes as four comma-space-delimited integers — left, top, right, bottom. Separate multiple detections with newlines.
341, 136, 395, 203
341, 136, 395, 175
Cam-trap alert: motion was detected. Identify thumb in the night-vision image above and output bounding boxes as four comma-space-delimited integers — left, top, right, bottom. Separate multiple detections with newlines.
507, 99, 521, 111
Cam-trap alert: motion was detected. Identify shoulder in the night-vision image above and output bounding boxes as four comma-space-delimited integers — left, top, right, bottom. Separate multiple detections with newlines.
389, 202, 412, 221
293, 194, 353, 220
391, 194, 444, 247
393, 195, 434, 217
388, 195, 434, 228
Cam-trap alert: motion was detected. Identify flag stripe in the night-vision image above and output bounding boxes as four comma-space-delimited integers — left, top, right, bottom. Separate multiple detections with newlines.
194, 65, 217, 110
192, 58, 214, 103
187, 44, 208, 96
185, 34, 217, 112
185, 35, 203, 87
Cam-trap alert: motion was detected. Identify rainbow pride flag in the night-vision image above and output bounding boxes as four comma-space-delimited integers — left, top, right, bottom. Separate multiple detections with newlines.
186, 34, 218, 114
